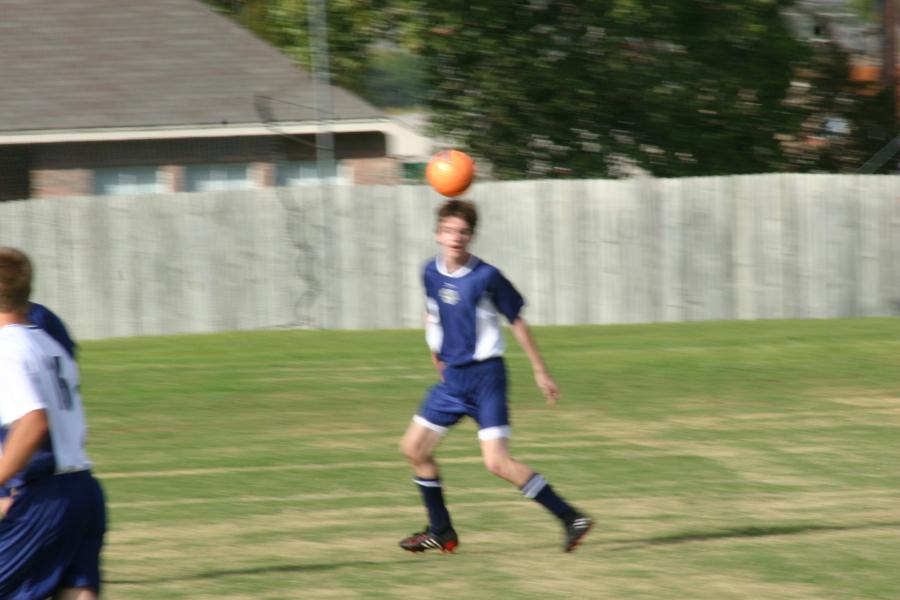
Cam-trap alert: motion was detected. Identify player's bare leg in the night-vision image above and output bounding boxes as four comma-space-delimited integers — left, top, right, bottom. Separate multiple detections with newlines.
399, 420, 458, 552
479, 437, 535, 487
399, 420, 443, 479
480, 436, 593, 552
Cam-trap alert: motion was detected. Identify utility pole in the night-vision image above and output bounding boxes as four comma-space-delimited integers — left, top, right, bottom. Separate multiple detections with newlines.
857, 0, 900, 172
307, 0, 335, 181
885, 0, 898, 119
306, 0, 337, 329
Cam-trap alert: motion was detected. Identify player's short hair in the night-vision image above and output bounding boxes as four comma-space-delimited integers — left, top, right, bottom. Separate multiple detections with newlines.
0, 247, 33, 312
437, 199, 478, 232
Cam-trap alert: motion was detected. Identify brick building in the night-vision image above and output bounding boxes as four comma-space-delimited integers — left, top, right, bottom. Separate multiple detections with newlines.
0, 0, 430, 201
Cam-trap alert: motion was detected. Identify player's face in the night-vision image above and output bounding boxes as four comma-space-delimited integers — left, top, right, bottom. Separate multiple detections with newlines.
436, 216, 474, 262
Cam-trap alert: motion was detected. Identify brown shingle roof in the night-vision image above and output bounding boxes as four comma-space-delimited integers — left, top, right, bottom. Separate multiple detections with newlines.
0, 0, 384, 135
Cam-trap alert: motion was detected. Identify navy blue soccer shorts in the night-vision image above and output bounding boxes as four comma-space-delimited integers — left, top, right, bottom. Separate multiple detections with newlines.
416, 357, 511, 440
0, 471, 107, 600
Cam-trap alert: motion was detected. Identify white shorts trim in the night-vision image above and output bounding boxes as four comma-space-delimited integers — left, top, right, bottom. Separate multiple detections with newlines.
413, 415, 449, 436
477, 425, 511, 441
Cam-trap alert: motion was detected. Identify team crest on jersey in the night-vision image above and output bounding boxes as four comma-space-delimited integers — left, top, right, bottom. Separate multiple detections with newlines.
438, 285, 460, 305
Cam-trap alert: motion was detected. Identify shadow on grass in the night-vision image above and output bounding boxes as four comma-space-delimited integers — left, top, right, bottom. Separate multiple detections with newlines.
604, 520, 900, 551
105, 559, 408, 586
106, 521, 900, 585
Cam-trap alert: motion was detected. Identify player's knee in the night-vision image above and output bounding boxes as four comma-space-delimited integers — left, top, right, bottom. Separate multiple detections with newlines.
400, 438, 427, 464
399, 438, 414, 459
483, 455, 510, 478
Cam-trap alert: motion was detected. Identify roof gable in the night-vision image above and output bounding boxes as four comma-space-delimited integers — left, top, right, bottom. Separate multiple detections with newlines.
0, 0, 384, 135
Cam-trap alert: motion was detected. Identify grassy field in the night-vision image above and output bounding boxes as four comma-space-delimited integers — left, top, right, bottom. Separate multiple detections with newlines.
81, 318, 900, 599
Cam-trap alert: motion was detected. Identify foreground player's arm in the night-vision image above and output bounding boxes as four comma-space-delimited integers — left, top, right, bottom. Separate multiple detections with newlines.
424, 308, 445, 380
509, 317, 560, 406
431, 352, 445, 380
0, 409, 49, 487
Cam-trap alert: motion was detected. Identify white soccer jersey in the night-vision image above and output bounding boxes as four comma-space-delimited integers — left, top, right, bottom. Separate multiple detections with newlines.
0, 324, 92, 477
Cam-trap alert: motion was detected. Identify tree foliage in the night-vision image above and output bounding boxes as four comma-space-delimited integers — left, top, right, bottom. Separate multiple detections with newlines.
411, 0, 836, 177
204, 0, 391, 97
208, 0, 893, 177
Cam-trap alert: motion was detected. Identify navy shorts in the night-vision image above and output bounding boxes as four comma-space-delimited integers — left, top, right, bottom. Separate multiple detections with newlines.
417, 357, 510, 438
0, 471, 107, 600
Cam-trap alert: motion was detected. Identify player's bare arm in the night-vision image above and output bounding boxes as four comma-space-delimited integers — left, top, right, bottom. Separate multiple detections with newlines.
0, 409, 49, 485
430, 352, 445, 380
424, 310, 445, 380
509, 317, 561, 406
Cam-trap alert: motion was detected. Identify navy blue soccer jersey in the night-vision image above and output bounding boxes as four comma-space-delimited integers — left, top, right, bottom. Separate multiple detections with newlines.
424, 256, 524, 367
28, 302, 76, 358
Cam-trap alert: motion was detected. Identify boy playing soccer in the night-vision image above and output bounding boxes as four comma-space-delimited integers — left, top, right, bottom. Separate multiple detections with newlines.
399, 199, 592, 553
1, 300, 79, 546
0, 247, 106, 600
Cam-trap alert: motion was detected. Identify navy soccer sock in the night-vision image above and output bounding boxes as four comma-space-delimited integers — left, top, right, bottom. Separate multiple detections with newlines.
414, 477, 452, 534
520, 473, 576, 521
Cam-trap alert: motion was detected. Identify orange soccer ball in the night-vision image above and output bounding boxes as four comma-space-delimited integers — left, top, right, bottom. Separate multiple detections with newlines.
426, 150, 475, 197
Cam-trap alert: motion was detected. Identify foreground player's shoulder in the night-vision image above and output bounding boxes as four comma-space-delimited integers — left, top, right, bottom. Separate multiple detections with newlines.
477, 261, 515, 288
480, 262, 524, 315
423, 257, 439, 275
423, 257, 441, 288
0, 327, 34, 386
472, 258, 499, 278
0, 325, 27, 355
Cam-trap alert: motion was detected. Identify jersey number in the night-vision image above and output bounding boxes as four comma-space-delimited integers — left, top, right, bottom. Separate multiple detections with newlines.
50, 356, 74, 411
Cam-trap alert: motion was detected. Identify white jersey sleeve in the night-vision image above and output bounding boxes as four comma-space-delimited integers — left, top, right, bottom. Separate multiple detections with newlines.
0, 343, 46, 425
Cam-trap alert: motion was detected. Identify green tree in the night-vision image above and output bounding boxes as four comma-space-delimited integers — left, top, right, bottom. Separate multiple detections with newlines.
848, 0, 879, 21
205, 0, 392, 97
208, 0, 888, 177
410, 0, 839, 177
364, 48, 427, 109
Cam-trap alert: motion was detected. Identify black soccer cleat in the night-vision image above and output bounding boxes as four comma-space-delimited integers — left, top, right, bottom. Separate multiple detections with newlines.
399, 526, 459, 553
563, 513, 593, 552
